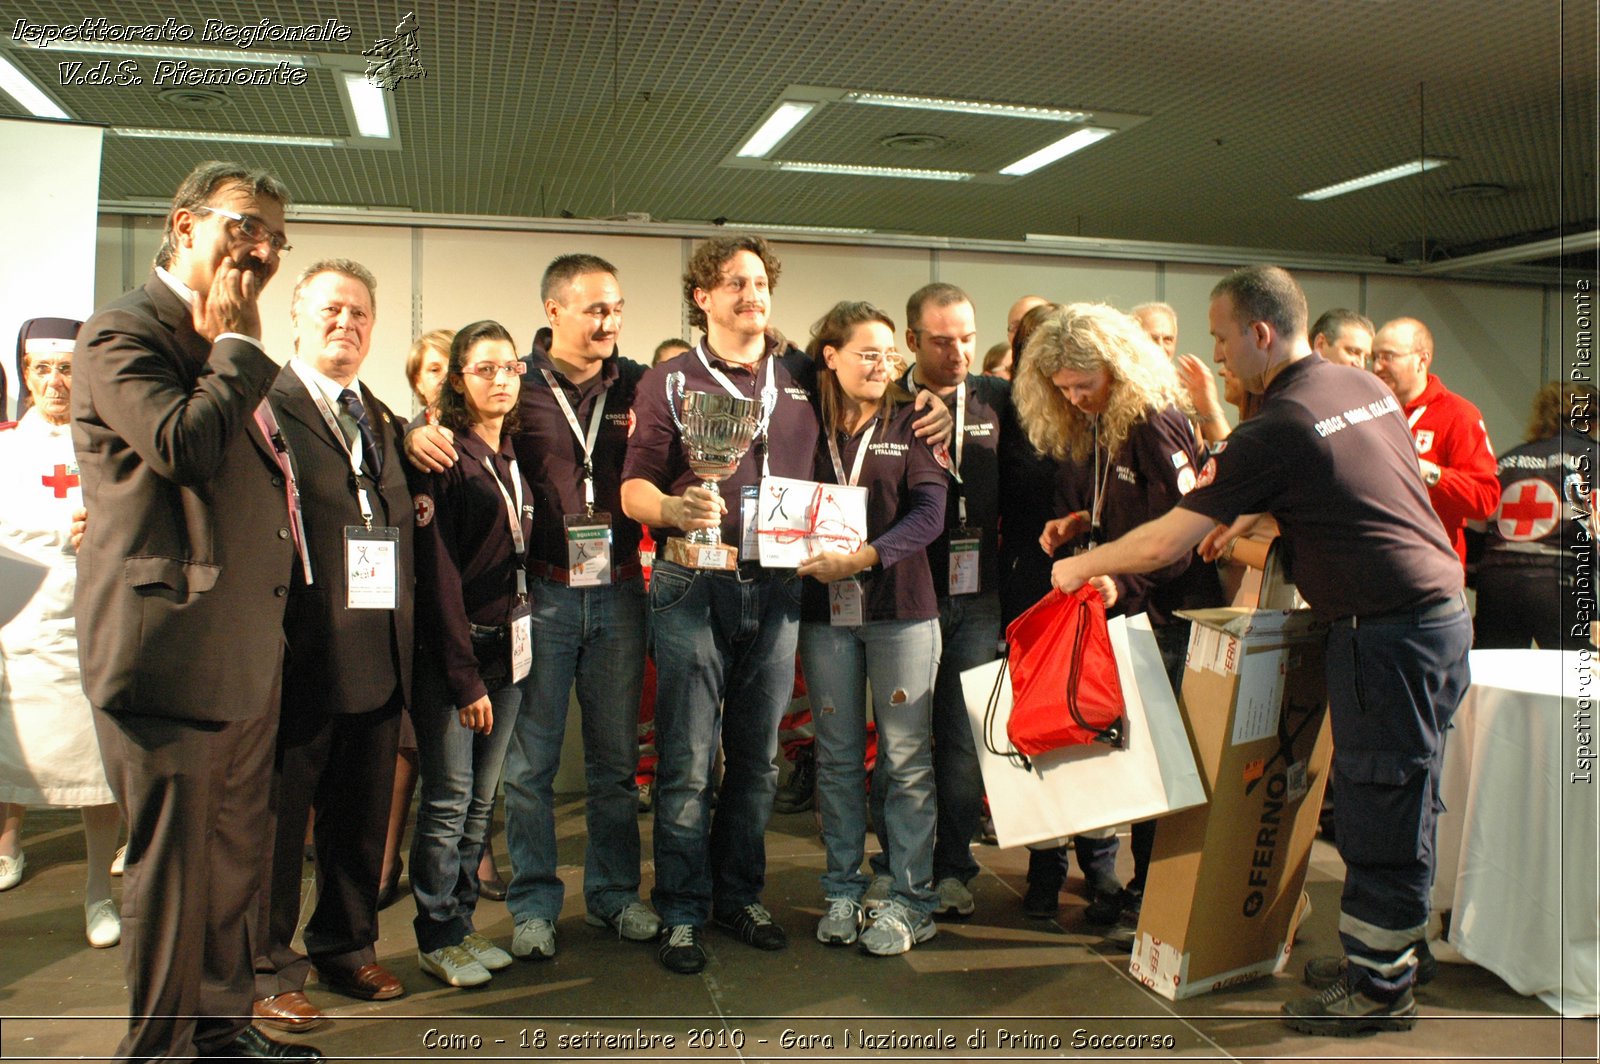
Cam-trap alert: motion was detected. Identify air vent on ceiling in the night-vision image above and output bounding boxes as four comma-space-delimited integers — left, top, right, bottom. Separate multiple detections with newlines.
158, 88, 230, 110
1443, 182, 1509, 199
879, 133, 947, 152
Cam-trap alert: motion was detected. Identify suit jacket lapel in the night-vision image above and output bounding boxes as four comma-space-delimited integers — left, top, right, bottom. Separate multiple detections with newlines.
274, 371, 352, 462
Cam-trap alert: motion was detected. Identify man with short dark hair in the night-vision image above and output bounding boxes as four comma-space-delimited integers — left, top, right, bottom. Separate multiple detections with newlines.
73, 161, 323, 1062
1049, 265, 1471, 1037
1371, 316, 1500, 565
498, 253, 658, 962
867, 281, 1005, 919
1310, 308, 1375, 369
254, 258, 415, 1030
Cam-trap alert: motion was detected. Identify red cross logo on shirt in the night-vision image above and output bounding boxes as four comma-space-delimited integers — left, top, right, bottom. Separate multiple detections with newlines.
1495, 478, 1559, 541
41, 464, 78, 498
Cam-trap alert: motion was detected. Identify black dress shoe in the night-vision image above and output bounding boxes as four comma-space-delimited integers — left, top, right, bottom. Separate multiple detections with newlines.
210, 1026, 325, 1062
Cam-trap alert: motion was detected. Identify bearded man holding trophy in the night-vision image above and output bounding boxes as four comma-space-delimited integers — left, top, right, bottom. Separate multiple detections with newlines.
621, 235, 950, 974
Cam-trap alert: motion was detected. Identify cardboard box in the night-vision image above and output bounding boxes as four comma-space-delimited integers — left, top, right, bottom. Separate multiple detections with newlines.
1128, 607, 1333, 1000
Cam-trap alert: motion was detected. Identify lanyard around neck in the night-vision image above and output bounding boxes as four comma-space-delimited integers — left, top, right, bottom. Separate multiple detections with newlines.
541, 368, 607, 515
290, 361, 375, 528
826, 416, 878, 488
480, 452, 528, 597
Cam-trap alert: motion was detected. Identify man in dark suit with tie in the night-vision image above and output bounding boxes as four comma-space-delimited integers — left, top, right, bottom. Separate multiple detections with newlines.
73, 161, 323, 1062
252, 259, 415, 1031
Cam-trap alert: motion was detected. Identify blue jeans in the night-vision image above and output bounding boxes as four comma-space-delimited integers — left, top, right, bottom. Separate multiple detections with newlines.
648, 560, 800, 926
1326, 603, 1472, 995
504, 575, 647, 923
410, 665, 522, 953
872, 589, 1001, 884
801, 618, 941, 914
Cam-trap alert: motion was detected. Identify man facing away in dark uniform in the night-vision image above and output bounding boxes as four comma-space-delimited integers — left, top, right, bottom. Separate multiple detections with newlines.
1049, 265, 1470, 1037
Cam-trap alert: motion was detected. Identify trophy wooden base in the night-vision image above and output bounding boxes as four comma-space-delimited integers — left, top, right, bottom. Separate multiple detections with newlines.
664, 537, 739, 570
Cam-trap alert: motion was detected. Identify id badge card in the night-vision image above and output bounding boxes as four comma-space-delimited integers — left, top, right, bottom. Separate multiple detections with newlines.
740, 484, 760, 559
829, 578, 864, 627
948, 528, 981, 596
344, 526, 399, 609
564, 512, 613, 587
509, 602, 532, 683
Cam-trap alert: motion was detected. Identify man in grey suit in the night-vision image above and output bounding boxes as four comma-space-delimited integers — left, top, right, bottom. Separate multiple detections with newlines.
73, 161, 323, 1062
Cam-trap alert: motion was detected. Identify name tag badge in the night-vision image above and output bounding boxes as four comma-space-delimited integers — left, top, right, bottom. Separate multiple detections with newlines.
829, 577, 865, 627
948, 529, 981, 596
344, 526, 400, 609
564, 512, 613, 587
740, 484, 760, 560
509, 603, 533, 683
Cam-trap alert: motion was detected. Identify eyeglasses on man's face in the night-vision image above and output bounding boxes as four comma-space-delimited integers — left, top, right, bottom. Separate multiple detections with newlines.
196, 206, 292, 253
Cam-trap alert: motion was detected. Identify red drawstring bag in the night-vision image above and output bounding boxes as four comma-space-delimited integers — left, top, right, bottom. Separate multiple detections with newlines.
989, 585, 1126, 768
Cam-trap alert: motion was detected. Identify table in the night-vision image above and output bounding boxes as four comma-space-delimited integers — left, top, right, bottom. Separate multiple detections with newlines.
1432, 649, 1598, 1017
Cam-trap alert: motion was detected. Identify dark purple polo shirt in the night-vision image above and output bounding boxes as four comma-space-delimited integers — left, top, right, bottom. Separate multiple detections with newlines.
1179, 354, 1462, 620
800, 400, 948, 623
905, 372, 1009, 600
408, 430, 535, 705
622, 337, 820, 552
1056, 404, 1221, 626
514, 336, 646, 571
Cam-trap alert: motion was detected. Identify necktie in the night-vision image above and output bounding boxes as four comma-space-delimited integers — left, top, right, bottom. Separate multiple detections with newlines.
339, 387, 383, 478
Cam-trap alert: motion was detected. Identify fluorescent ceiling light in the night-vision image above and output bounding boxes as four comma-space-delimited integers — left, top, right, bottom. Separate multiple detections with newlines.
111, 127, 338, 147
0, 53, 69, 118
999, 127, 1115, 176
724, 221, 873, 235
775, 160, 973, 182
846, 91, 1087, 123
340, 71, 392, 138
737, 101, 817, 158
1297, 157, 1451, 201
13, 41, 308, 66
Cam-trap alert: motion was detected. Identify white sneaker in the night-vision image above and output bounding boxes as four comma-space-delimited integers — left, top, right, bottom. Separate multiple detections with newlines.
110, 845, 126, 877
816, 897, 863, 946
585, 900, 662, 942
85, 899, 121, 948
933, 876, 975, 917
418, 944, 492, 987
0, 852, 24, 891
858, 899, 937, 957
461, 931, 513, 971
862, 873, 893, 914
511, 918, 556, 961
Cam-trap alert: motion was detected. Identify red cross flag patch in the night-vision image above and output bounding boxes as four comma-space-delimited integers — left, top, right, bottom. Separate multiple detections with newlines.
1193, 457, 1217, 489
42, 463, 80, 498
1495, 478, 1559, 541
931, 440, 951, 471
413, 493, 435, 528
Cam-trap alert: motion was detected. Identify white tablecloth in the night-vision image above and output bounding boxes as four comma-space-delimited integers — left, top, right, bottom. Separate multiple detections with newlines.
1432, 649, 1599, 1017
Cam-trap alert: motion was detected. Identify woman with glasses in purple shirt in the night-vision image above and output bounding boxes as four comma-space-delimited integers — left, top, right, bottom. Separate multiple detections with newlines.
795, 302, 949, 957
407, 320, 534, 988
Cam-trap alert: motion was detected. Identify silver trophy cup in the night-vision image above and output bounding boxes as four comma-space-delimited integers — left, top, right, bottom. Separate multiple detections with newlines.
666, 372, 761, 562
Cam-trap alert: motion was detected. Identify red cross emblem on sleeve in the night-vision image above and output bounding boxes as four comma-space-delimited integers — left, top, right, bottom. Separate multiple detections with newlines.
1495, 478, 1559, 541
41, 464, 79, 498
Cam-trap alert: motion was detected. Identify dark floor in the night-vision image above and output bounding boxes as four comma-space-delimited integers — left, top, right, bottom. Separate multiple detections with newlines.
1, 793, 1593, 1063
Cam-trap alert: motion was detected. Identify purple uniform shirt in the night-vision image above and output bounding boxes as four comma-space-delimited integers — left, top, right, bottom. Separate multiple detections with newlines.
1179, 354, 1462, 619
622, 337, 820, 553
800, 400, 949, 623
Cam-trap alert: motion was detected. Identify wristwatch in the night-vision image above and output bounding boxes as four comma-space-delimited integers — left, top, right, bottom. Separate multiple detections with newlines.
1422, 463, 1442, 487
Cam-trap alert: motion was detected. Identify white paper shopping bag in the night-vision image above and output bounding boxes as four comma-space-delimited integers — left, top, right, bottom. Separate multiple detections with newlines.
961, 613, 1207, 849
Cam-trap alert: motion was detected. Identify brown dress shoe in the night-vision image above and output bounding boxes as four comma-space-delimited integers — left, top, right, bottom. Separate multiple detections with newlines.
252, 991, 325, 1033
317, 962, 405, 1001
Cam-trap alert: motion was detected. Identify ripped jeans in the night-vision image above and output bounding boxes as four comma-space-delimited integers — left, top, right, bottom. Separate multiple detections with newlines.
799, 618, 942, 915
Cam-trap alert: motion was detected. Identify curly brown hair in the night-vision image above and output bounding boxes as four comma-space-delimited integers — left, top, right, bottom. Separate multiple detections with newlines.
682, 235, 781, 331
